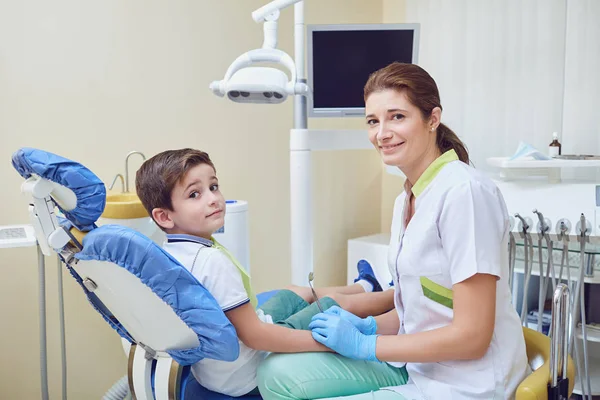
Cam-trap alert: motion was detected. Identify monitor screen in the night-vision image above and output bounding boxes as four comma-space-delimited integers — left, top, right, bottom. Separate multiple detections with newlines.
307, 24, 420, 118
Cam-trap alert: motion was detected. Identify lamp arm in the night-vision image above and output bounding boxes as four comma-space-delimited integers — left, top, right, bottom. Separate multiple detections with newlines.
252, 0, 303, 23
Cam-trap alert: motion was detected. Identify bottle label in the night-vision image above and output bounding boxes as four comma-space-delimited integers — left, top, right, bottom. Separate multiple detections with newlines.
549, 146, 559, 157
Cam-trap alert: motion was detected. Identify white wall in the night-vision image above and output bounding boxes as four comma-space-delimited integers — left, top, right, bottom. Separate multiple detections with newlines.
380, 0, 600, 231
403, 0, 569, 171
562, 0, 600, 158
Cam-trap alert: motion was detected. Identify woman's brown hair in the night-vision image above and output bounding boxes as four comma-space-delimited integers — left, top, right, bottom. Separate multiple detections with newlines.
364, 62, 469, 164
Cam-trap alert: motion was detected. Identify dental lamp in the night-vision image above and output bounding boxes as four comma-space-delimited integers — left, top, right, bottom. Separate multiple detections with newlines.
209, 1, 310, 104
209, 48, 309, 104
210, 0, 372, 286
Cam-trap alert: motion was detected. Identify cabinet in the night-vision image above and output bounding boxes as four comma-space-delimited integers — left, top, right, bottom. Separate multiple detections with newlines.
489, 156, 600, 396
512, 240, 600, 396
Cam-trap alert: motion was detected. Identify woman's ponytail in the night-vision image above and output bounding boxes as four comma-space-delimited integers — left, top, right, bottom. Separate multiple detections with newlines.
436, 123, 469, 164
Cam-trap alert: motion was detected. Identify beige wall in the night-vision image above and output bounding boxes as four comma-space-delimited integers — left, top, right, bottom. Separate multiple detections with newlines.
383, 0, 407, 23
0, 0, 407, 398
379, 0, 408, 232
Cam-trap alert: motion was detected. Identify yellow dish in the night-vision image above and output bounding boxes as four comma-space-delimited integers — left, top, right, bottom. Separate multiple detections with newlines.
102, 192, 149, 219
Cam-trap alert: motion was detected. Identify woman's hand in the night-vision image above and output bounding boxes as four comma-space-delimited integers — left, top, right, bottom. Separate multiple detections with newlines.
309, 312, 379, 361
324, 305, 378, 335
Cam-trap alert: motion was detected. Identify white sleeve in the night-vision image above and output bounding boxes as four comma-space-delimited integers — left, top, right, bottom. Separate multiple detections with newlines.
192, 249, 249, 312
438, 180, 508, 284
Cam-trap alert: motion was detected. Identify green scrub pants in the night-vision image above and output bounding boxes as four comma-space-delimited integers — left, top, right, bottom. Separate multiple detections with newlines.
257, 352, 410, 400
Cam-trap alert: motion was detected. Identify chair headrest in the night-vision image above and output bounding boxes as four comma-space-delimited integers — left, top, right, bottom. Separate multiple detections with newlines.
12, 147, 106, 231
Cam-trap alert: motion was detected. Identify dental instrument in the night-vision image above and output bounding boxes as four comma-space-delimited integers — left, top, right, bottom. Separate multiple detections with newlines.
549, 283, 571, 399
556, 220, 572, 283
570, 214, 593, 399
556, 219, 574, 357
515, 213, 534, 325
534, 209, 547, 332
533, 209, 557, 332
308, 272, 323, 312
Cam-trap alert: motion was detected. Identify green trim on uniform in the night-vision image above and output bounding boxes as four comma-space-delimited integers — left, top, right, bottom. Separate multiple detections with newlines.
420, 277, 453, 309
411, 149, 459, 198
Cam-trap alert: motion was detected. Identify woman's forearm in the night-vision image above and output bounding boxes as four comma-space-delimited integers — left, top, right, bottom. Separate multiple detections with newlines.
374, 309, 400, 334
375, 324, 489, 363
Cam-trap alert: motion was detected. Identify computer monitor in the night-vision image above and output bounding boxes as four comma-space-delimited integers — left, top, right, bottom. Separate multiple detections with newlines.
307, 23, 420, 118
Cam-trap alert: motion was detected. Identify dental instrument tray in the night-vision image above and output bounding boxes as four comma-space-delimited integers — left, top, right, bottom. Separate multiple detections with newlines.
487, 156, 600, 169
554, 155, 600, 160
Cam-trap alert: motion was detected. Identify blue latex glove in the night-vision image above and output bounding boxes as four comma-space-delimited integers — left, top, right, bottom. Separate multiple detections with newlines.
324, 305, 377, 335
309, 312, 379, 361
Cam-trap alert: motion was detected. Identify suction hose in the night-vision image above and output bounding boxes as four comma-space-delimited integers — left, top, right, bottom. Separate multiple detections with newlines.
103, 375, 129, 400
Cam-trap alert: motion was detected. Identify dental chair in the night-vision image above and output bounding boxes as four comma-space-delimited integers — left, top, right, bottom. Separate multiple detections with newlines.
12, 147, 262, 400
516, 284, 575, 400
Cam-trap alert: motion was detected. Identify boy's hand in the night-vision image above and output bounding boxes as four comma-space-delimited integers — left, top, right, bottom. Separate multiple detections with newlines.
323, 305, 377, 335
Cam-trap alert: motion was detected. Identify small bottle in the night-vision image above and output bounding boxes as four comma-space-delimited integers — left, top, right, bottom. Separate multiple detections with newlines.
548, 132, 561, 157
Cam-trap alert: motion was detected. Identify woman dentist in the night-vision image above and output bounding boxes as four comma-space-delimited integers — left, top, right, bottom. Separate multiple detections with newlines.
257, 63, 529, 399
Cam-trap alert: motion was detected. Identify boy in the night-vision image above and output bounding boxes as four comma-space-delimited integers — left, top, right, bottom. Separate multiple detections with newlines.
136, 148, 393, 397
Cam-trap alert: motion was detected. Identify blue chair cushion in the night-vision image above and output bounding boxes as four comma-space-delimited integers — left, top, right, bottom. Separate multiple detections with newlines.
183, 290, 279, 399
75, 224, 240, 365
11, 147, 106, 231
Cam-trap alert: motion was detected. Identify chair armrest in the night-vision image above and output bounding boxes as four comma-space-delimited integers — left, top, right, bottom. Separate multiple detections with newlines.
516, 363, 550, 400
516, 327, 575, 399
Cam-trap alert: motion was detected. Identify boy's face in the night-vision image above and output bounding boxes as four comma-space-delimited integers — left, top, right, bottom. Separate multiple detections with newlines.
153, 163, 225, 239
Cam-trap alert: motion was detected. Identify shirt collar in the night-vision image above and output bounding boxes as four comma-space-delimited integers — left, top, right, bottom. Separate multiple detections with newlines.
166, 233, 214, 247
405, 149, 459, 198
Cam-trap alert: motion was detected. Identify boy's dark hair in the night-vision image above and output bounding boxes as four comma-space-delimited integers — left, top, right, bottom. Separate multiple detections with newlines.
136, 148, 215, 219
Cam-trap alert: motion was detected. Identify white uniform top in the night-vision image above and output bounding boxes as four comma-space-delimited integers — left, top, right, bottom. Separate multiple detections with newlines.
163, 234, 270, 397
386, 150, 529, 399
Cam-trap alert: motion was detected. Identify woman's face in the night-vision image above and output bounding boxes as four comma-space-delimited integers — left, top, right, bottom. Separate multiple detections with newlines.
365, 89, 439, 170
